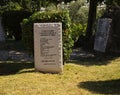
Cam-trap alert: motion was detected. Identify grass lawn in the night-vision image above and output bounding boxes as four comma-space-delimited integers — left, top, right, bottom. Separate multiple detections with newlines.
0, 56, 120, 95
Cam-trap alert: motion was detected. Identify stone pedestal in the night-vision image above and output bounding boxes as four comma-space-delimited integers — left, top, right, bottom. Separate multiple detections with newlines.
34, 23, 63, 73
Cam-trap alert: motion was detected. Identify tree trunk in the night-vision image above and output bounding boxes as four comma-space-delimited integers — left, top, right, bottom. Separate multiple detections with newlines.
37, 0, 41, 11
85, 0, 97, 44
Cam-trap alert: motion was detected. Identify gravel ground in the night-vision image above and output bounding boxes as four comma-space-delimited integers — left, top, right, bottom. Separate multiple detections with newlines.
0, 48, 94, 62
0, 40, 95, 62
0, 50, 34, 62
70, 48, 95, 60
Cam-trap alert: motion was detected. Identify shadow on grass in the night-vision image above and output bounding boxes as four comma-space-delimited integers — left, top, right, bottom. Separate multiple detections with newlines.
68, 54, 119, 66
67, 47, 120, 66
0, 62, 34, 76
78, 79, 120, 94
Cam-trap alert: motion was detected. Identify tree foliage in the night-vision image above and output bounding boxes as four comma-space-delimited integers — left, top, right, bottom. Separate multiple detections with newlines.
68, 0, 87, 24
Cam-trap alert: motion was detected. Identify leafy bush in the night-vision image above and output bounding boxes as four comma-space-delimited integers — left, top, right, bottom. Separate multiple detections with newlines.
69, 0, 88, 25
71, 23, 87, 48
21, 11, 74, 62
0, 2, 22, 16
76, 6, 89, 25
46, 3, 57, 12
2, 10, 32, 40
71, 23, 83, 42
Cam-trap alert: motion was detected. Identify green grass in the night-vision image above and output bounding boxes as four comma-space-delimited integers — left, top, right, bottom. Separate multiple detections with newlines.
0, 56, 120, 95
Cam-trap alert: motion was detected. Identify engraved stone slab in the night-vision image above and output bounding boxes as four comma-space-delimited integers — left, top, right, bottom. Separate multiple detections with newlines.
34, 23, 63, 73
94, 18, 112, 52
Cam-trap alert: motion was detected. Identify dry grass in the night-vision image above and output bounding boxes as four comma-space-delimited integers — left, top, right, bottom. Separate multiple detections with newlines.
0, 56, 120, 95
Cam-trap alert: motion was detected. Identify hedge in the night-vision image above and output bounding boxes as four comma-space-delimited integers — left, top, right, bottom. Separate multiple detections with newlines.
21, 11, 74, 62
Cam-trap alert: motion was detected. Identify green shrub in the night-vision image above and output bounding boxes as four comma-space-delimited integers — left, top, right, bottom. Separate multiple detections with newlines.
2, 10, 32, 40
69, 0, 88, 25
71, 23, 83, 43
21, 11, 74, 62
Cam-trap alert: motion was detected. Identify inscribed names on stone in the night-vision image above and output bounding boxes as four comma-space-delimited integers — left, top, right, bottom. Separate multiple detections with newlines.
34, 23, 63, 73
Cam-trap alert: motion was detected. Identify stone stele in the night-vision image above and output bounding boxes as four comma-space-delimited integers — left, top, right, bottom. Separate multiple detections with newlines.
94, 18, 112, 52
34, 23, 63, 73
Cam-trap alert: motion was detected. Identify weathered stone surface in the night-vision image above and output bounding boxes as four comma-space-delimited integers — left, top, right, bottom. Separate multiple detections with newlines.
94, 18, 112, 52
34, 23, 63, 73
